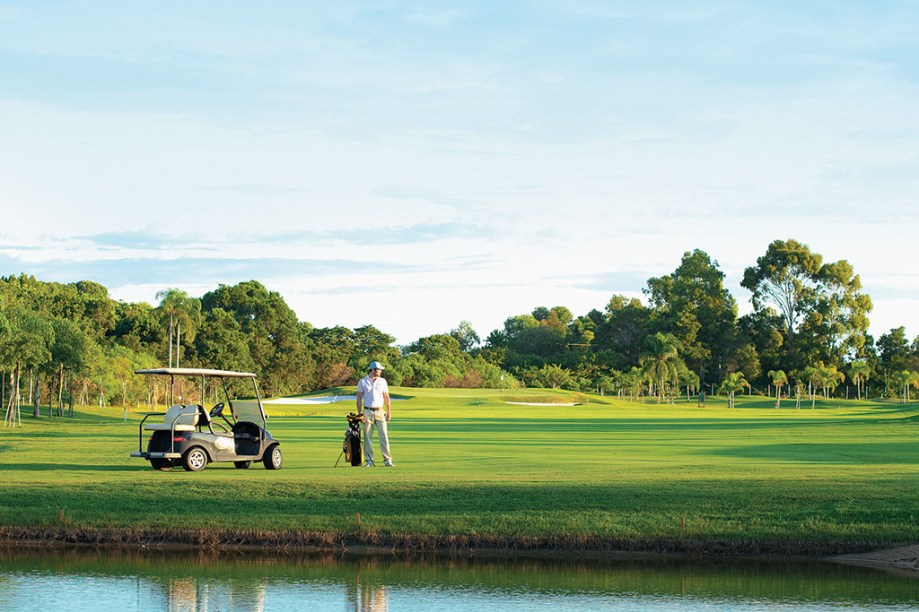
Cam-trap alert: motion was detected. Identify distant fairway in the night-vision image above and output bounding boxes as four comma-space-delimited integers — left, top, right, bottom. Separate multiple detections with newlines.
2, 388, 918, 555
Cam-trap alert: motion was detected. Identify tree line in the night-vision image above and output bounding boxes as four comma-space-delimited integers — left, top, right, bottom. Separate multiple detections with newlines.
2, 238, 918, 421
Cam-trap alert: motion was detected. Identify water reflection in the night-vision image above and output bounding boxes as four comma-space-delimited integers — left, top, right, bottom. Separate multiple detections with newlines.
162, 575, 267, 612
0, 547, 917, 611
348, 577, 387, 612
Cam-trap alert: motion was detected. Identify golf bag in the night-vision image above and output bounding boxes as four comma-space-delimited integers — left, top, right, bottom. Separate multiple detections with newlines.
336, 412, 363, 467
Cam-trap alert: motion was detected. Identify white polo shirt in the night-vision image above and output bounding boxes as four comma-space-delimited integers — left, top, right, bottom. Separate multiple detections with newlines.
357, 375, 389, 409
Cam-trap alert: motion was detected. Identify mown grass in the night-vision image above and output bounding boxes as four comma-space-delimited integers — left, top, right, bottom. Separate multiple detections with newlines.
1, 388, 918, 555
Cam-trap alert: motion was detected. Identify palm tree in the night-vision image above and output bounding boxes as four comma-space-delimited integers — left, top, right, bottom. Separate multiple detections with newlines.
768, 369, 788, 408
680, 369, 700, 402
155, 289, 201, 368
848, 361, 871, 401
719, 371, 749, 409
639, 333, 683, 403
892, 370, 911, 403
818, 365, 844, 399
792, 378, 805, 410
908, 371, 919, 402
802, 365, 822, 408
623, 367, 643, 401
898, 370, 919, 402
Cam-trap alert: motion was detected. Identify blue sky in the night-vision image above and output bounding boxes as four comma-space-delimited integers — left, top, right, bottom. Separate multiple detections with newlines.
1, 1, 918, 344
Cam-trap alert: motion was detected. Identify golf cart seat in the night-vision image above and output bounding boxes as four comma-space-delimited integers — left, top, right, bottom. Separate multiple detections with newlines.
193, 404, 233, 441
144, 404, 199, 431
193, 404, 211, 425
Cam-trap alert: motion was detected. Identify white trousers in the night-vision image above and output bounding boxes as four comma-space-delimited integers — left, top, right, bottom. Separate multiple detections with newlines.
362, 408, 392, 464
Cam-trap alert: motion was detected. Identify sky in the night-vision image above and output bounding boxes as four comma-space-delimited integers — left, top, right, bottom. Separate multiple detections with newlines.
1, 1, 918, 345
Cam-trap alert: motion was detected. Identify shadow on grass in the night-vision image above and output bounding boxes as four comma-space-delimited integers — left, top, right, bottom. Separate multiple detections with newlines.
0, 463, 140, 472
390, 418, 835, 434
16, 431, 133, 439
709, 442, 919, 465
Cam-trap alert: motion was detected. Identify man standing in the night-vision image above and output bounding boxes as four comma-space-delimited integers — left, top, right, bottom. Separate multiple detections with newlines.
356, 361, 393, 467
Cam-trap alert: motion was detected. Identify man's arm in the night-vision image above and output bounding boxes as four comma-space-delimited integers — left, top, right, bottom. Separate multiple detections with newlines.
384, 391, 391, 421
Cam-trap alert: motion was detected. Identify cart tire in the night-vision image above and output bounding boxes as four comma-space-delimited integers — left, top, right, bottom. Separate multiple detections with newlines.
150, 458, 172, 471
234, 461, 251, 469
263, 445, 283, 470
182, 447, 208, 472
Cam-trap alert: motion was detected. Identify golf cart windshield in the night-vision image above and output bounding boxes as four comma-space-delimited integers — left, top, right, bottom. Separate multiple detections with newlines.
230, 399, 266, 425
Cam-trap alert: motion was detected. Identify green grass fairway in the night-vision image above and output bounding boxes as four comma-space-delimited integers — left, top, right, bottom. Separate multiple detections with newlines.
2, 388, 918, 555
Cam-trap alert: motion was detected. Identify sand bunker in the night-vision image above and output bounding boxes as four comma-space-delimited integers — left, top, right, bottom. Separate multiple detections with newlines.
263, 395, 356, 405
505, 401, 578, 406
263, 395, 403, 405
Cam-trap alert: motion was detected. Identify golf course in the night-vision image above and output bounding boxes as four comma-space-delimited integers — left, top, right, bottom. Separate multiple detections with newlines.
2, 387, 918, 558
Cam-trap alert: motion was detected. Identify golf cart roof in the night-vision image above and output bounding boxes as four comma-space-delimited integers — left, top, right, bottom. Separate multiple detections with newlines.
135, 368, 258, 379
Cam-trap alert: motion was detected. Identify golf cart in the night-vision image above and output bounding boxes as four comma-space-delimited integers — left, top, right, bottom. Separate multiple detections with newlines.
129, 368, 282, 472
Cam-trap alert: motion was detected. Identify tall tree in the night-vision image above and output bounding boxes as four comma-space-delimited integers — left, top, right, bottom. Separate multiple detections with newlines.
0, 301, 14, 426
592, 295, 650, 371
736, 310, 783, 384
742, 239, 872, 371
74, 280, 117, 341
801, 259, 873, 364
646, 249, 738, 387
877, 327, 911, 376
194, 308, 256, 374
49, 318, 89, 417
3, 306, 53, 419
450, 321, 481, 352
742, 239, 823, 342
486, 310, 567, 369
309, 325, 357, 387
350, 325, 398, 373
112, 301, 164, 356
201, 281, 310, 395
516, 307, 569, 359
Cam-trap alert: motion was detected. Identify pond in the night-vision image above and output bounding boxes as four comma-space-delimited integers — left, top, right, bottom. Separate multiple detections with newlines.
0, 547, 917, 611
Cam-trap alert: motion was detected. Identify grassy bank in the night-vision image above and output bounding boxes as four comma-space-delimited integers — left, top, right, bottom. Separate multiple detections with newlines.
1, 388, 918, 555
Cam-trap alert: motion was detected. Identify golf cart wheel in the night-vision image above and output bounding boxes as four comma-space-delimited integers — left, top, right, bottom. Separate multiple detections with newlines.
150, 458, 173, 471
182, 447, 209, 472
263, 445, 283, 470
234, 461, 251, 469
